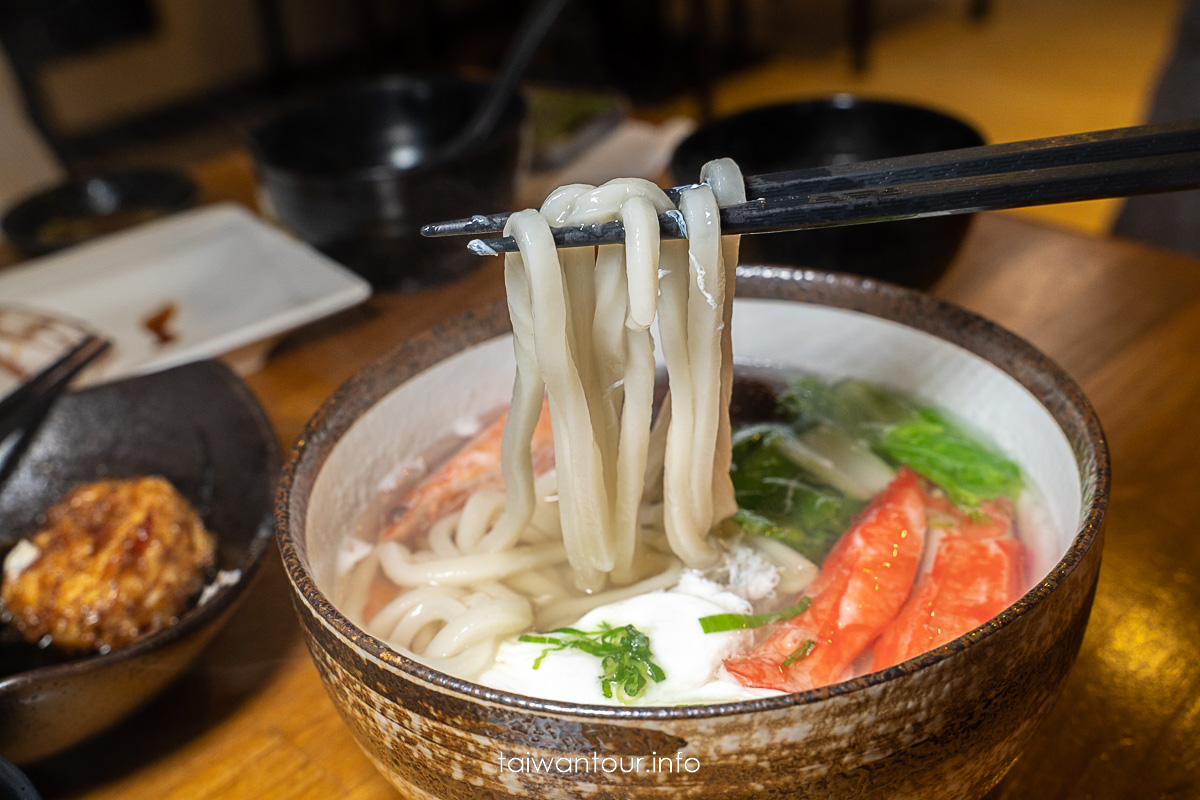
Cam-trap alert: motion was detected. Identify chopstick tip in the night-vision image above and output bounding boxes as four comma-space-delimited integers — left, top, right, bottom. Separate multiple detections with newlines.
422, 212, 512, 238
467, 239, 501, 257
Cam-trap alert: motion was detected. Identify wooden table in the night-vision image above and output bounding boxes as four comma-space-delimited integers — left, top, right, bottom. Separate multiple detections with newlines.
11, 156, 1200, 799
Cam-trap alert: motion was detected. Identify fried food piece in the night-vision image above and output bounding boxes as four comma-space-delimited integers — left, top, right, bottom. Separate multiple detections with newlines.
0, 477, 216, 653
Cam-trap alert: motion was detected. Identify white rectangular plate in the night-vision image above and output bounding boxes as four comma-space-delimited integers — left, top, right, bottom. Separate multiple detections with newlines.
0, 203, 371, 386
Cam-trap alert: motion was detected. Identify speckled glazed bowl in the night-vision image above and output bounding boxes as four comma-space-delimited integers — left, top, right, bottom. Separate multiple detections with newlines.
1, 361, 280, 765
276, 269, 1108, 800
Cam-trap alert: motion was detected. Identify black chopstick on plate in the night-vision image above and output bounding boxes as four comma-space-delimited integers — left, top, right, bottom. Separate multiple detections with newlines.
0, 334, 110, 486
419, 118, 1200, 254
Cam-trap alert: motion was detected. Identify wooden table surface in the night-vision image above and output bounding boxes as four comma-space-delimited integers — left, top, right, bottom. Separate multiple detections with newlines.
11, 154, 1200, 799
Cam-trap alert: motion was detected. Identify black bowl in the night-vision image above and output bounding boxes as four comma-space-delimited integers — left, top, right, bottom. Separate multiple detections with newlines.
671, 96, 985, 289
1, 170, 198, 258
251, 75, 526, 293
0, 757, 39, 800
0, 361, 280, 765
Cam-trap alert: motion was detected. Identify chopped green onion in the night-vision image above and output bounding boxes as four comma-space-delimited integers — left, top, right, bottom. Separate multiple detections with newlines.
698, 596, 813, 634
781, 638, 816, 667
519, 623, 665, 704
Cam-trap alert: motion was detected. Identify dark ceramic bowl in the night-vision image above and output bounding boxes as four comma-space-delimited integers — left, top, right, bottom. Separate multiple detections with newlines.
0, 361, 280, 765
251, 75, 526, 293
0, 757, 39, 800
671, 96, 985, 289
277, 269, 1108, 800
1, 170, 198, 258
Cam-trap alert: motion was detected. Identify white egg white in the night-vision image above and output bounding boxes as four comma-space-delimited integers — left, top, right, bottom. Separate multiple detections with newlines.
477, 572, 784, 706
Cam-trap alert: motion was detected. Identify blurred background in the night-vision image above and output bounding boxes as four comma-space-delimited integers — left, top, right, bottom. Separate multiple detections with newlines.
0, 0, 1184, 267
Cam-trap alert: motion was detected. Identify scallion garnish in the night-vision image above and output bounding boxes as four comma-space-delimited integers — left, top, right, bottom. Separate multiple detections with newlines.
698, 596, 812, 634
519, 623, 665, 704
781, 638, 817, 666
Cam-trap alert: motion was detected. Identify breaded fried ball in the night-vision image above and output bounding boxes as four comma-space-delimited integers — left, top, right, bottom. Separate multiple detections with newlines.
0, 476, 216, 653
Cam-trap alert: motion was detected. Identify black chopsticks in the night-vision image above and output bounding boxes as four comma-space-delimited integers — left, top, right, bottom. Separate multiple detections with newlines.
0, 335, 110, 486
421, 119, 1200, 254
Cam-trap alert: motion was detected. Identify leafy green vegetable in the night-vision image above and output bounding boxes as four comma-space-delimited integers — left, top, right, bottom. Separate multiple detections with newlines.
779, 377, 914, 441
781, 638, 817, 667
773, 375, 1022, 507
775, 423, 894, 500
778, 376, 839, 432
729, 424, 862, 562
729, 374, 1024, 564
729, 508, 837, 562
829, 380, 916, 441
698, 596, 813, 634
519, 623, 665, 703
878, 408, 1022, 506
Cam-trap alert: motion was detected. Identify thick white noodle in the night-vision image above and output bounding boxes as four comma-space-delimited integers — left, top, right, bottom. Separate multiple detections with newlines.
427, 513, 461, 557
339, 545, 381, 627
351, 163, 746, 681
424, 597, 534, 658
700, 158, 746, 523
678, 185, 725, 562
525, 470, 563, 541
377, 540, 568, 586
479, 223, 545, 554
511, 209, 613, 586
456, 489, 506, 552
590, 243, 630, 577
538, 559, 685, 630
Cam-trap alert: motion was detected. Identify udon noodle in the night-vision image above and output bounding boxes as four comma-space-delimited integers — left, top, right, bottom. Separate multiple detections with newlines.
344, 160, 765, 679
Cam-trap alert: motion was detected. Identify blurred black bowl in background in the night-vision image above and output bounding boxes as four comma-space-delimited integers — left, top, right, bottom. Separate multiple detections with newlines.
1, 171, 198, 258
671, 96, 985, 289
251, 76, 525, 293
0, 756, 39, 800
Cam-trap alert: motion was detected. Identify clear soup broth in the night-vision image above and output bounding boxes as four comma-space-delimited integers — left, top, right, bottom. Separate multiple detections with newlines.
330, 367, 1054, 706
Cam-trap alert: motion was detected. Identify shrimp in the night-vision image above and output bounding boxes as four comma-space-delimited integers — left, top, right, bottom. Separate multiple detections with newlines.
724, 468, 926, 693
362, 399, 555, 623
869, 493, 1024, 671
379, 398, 555, 545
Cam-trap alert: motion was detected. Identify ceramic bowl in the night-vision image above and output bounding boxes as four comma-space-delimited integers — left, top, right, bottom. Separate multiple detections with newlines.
251, 75, 525, 292
0, 361, 280, 765
0, 756, 39, 800
276, 269, 1108, 800
671, 96, 985, 289
1, 170, 198, 258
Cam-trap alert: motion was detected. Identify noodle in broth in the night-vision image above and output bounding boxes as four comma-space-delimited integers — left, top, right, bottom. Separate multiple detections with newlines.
337, 161, 1038, 701
347, 160, 749, 680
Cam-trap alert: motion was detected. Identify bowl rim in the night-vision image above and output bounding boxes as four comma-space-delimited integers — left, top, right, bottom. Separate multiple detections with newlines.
249, 73, 528, 183
0, 360, 281, 694
276, 267, 1109, 720
671, 91, 987, 146
0, 169, 199, 258
669, 93, 986, 180
0, 754, 40, 799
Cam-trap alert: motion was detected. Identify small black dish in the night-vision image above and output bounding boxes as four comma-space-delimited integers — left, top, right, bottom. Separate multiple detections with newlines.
1, 170, 198, 258
0, 756, 39, 800
0, 360, 280, 765
671, 95, 985, 290
251, 75, 525, 293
